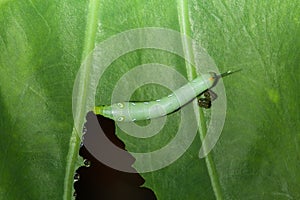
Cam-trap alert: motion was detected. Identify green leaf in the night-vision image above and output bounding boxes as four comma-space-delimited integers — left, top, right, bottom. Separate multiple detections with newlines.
0, 1, 299, 200
0, 1, 87, 199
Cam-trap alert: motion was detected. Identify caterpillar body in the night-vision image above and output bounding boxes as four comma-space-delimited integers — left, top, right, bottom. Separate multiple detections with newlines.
94, 70, 239, 122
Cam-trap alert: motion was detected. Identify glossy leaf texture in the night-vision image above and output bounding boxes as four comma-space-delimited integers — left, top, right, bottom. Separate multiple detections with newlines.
0, 0, 87, 199
0, 0, 299, 200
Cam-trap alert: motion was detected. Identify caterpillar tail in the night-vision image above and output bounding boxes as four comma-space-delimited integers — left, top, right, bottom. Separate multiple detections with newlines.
94, 106, 104, 115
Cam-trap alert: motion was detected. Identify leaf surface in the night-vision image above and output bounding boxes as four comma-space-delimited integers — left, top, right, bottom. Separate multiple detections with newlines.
0, 1, 299, 200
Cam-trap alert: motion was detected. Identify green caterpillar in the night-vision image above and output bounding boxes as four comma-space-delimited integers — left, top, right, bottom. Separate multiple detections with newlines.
94, 70, 240, 122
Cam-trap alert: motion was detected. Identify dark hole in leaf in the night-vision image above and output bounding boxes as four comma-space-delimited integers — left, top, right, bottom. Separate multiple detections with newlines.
74, 112, 157, 200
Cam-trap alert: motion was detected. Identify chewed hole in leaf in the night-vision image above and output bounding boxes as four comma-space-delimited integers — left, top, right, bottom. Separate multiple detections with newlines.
73, 112, 157, 200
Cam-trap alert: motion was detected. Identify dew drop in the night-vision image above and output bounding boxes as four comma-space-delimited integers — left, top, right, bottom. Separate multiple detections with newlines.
131, 102, 136, 106
168, 94, 173, 98
144, 102, 149, 104
84, 159, 91, 167
74, 173, 80, 181
82, 126, 87, 135
156, 99, 161, 102
132, 118, 136, 122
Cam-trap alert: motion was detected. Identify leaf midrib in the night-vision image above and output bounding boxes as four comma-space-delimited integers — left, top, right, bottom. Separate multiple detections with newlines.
63, 0, 101, 199
177, 0, 223, 199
